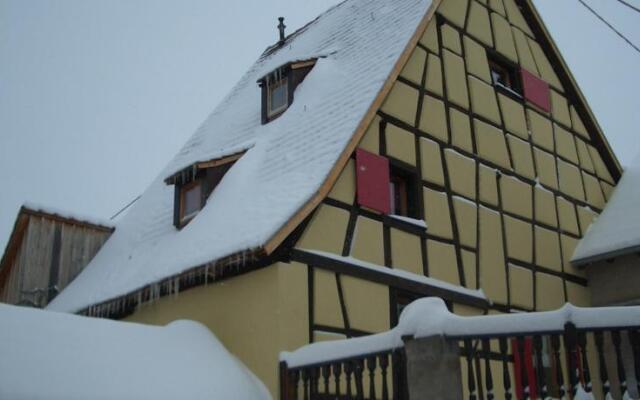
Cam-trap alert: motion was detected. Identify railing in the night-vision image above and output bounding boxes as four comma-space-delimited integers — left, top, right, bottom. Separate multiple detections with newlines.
280, 348, 406, 400
280, 299, 640, 400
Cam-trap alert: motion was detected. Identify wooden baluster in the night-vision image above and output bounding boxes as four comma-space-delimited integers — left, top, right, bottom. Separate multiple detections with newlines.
379, 354, 389, 400
551, 335, 566, 399
499, 337, 512, 400
465, 339, 478, 400
594, 331, 610, 398
353, 359, 364, 400
310, 367, 319, 399
333, 363, 342, 398
366, 356, 377, 400
321, 365, 331, 396
612, 330, 628, 396
345, 360, 354, 398
577, 332, 592, 393
533, 335, 548, 399
564, 323, 580, 397
292, 370, 300, 400
630, 330, 640, 397
483, 339, 494, 400
302, 369, 310, 400
516, 337, 530, 399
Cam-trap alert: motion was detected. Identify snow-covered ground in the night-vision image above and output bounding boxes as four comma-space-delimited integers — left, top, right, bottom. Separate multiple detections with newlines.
0, 304, 270, 400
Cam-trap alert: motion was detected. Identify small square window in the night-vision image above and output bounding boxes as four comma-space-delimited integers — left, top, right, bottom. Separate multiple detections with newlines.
389, 165, 419, 218
179, 181, 202, 224
489, 58, 521, 95
267, 78, 288, 118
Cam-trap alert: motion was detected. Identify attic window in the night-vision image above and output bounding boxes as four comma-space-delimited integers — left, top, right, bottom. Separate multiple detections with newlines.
169, 153, 243, 229
489, 57, 521, 96
389, 165, 419, 218
259, 59, 316, 124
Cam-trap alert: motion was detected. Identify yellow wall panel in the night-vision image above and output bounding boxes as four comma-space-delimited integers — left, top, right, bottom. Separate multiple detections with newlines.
427, 240, 460, 285
314, 268, 344, 328
419, 137, 445, 186
536, 272, 565, 311
420, 19, 440, 53
350, 216, 385, 266
475, 119, 511, 170
535, 226, 562, 272
441, 24, 462, 55
566, 281, 591, 307
467, 0, 493, 47
479, 164, 499, 206
491, 12, 518, 62
556, 196, 580, 236
576, 138, 595, 173
462, 249, 477, 289
453, 196, 477, 248
443, 49, 470, 109
420, 94, 448, 142
503, 0, 533, 36
528, 38, 563, 91
488, 0, 506, 15
359, 116, 380, 154
297, 204, 349, 254
328, 159, 355, 204
554, 124, 579, 164
423, 187, 454, 239
507, 135, 535, 180
498, 94, 528, 139
550, 90, 572, 128
501, 175, 532, 219
479, 206, 507, 304
557, 159, 585, 201
426, 54, 444, 97
528, 108, 554, 151
341, 276, 390, 333
445, 149, 477, 199
570, 106, 589, 139
512, 27, 538, 75
453, 302, 484, 316
390, 228, 423, 275
450, 108, 474, 153
314, 331, 346, 342
560, 234, 584, 278
400, 46, 426, 86
386, 124, 417, 166
469, 76, 502, 125
381, 81, 418, 125
509, 264, 534, 309
600, 181, 615, 201
576, 206, 597, 235
504, 215, 533, 263
464, 35, 492, 84
534, 148, 558, 190
588, 145, 614, 184
582, 172, 605, 209
534, 185, 558, 228
437, 0, 469, 29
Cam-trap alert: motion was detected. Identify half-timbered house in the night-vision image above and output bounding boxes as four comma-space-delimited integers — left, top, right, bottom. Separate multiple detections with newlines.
47, 0, 622, 395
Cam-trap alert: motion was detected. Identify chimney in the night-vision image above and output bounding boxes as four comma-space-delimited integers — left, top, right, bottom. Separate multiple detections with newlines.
277, 17, 286, 45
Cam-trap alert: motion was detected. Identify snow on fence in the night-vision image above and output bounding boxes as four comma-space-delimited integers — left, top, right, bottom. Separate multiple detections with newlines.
280, 298, 640, 400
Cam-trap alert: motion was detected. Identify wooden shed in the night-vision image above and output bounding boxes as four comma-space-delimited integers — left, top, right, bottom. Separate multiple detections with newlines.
0, 205, 113, 307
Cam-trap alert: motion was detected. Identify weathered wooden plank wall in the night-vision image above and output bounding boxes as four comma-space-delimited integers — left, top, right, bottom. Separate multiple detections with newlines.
0, 215, 111, 307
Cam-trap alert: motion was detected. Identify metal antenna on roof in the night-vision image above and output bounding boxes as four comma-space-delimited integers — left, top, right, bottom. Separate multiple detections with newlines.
277, 17, 286, 45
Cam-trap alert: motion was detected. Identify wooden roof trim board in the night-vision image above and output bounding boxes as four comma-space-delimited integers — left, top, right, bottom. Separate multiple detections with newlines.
263, 0, 443, 255
165, 151, 247, 185
518, 0, 622, 179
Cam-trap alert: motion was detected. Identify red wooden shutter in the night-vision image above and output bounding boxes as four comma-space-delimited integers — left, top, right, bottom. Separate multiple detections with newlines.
356, 148, 391, 214
521, 68, 551, 112
512, 338, 538, 400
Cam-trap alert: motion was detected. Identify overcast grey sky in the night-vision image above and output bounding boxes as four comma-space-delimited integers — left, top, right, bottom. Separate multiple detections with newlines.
1, 0, 639, 253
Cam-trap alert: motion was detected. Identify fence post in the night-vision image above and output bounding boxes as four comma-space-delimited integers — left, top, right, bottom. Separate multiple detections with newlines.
403, 335, 463, 400
279, 361, 291, 400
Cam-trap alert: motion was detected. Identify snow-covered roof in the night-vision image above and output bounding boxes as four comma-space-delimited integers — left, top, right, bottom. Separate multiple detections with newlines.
48, 0, 434, 313
22, 202, 114, 230
572, 154, 639, 265
0, 304, 270, 400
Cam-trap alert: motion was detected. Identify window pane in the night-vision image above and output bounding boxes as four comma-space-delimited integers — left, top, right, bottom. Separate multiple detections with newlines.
269, 80, 287, 113
182, 184, 202, 219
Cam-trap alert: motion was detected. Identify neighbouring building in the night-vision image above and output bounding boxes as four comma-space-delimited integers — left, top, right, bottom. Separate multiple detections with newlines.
44, 0, 623, 396
572, 153, 640, 307
0, 204, 113, 307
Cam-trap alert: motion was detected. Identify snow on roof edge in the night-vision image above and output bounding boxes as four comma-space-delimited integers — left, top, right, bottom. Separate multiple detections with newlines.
22, 202, 114, 230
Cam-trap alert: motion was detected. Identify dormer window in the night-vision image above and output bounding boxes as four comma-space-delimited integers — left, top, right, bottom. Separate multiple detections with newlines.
166, 152, 244, 229
259, 59, 316, 124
